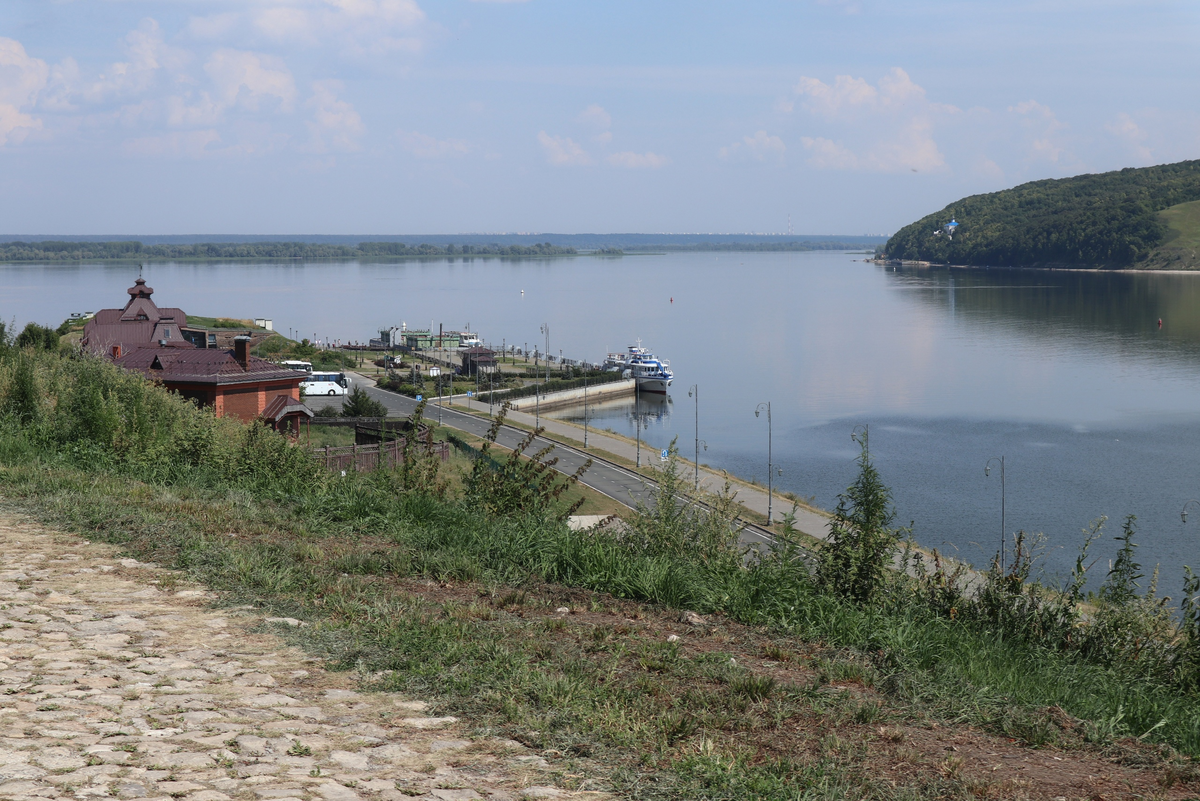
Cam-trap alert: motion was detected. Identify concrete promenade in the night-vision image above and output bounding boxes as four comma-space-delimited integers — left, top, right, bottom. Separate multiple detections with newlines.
350, 373, 832, 544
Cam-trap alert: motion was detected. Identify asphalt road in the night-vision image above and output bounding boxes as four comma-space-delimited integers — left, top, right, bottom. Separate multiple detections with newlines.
355, 380, 776, 552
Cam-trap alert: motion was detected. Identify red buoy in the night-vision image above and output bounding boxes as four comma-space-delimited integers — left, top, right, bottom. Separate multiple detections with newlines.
670, 297, 674, 303
1159, 318, 1163, 328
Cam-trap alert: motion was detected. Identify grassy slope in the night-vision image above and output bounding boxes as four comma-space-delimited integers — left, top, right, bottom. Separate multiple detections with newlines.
4, 350, 1200, 798
1146, 198, 1200, 270
2, 465, 1197, 801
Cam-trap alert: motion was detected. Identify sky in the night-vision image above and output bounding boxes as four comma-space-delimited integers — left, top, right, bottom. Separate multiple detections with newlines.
1, 0, 1198, 236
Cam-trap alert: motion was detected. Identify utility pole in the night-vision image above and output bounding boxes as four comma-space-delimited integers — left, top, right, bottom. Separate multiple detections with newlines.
756, 401, 774, 524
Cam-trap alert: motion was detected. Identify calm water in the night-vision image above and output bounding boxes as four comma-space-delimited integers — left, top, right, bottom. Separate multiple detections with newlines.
6, 253, 1200, 585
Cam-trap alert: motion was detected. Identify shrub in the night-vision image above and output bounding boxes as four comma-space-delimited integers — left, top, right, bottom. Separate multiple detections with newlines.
816, 432, 905, 605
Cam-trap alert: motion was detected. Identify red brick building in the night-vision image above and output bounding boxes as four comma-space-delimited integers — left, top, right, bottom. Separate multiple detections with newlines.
83, 279, 310, 429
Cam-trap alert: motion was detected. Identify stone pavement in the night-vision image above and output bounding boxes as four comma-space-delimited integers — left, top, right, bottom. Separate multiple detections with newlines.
0, 515, 598, 801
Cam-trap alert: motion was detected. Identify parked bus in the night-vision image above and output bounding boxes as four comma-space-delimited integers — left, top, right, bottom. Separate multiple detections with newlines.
280, 360, 313, 373
302, 371, 349, 396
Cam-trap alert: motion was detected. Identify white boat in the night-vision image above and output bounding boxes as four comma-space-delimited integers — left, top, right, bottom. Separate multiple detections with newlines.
603, 341, 674, 394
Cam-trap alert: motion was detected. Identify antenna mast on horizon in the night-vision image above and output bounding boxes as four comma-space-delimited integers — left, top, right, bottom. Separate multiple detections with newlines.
787, 213, 793, 236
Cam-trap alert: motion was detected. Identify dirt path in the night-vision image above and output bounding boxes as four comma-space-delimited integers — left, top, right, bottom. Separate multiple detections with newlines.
0, 515, 597, 801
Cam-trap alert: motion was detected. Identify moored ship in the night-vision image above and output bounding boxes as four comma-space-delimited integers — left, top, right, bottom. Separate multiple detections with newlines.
603, 341, 674, 394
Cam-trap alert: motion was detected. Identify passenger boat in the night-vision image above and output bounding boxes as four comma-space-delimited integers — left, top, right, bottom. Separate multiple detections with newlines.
602, 341, 674, 394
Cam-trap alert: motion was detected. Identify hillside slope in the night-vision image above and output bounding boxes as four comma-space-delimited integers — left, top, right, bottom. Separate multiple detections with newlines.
883, 160, 1200, 269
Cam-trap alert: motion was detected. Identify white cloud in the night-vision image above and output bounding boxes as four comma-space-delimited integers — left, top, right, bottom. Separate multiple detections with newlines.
790, 68, 950, 173
799, 137, 858, 169
255, 7, 319, 44
191, 1, 428, 56
77, 19, 187, 104
167, 92, 224, 127
577, 103, 611, 129
0, 37, 49, 145
306, 80, 363, 151
205, 49, 297, 112
1105, 112, 1151, 163
720, 130, 785, 161
537, 131, 590, 166
607, 150, 668, 169
1008, 99, 1069, 164
794, 67, 934, 119
800, 117, 944, 172
398, 129, 469, 158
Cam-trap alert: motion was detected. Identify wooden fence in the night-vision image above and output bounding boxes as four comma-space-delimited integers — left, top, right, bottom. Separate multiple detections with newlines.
314, 437, 449, 473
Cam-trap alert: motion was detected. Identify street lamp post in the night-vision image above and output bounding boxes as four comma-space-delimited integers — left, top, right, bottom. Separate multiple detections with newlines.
635, 380, 642, 468
583, 376, 589, 448
1181, 500, 1200, 525
755, 401, 774, 524
985, 456, 1006, 572
688, 384, 706, 491
540, 324, 550, 390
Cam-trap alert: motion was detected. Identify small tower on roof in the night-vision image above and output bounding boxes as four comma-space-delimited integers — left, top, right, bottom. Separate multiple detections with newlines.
120, 277, 161, 322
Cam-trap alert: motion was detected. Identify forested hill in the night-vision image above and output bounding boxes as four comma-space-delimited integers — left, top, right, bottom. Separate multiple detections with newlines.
882, 160, 1200, 269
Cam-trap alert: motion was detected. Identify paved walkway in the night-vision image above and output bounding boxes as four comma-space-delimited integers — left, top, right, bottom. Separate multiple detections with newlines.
348, 373, 832, 542
0, 515, 599, 801
496, 404, 832, 541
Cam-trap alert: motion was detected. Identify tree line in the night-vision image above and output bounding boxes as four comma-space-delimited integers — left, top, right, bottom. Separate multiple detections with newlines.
883, 159, 1200, 268
0, 240, 578, 262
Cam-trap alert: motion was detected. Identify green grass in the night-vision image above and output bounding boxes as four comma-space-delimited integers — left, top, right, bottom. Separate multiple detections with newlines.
1148, 198, 1200, 269
2, 347, 1199, 798
185, 315, 268, 330
1161, 199, 1200, 251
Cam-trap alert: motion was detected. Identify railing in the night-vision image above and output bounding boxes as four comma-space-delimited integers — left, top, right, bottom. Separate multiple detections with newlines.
314, 437, 449, 473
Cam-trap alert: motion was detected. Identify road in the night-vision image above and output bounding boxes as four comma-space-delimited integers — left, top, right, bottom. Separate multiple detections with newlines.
352, 377, 780, 551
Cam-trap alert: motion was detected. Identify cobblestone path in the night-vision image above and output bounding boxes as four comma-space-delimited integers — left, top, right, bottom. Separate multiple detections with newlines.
0, 516, 590, 801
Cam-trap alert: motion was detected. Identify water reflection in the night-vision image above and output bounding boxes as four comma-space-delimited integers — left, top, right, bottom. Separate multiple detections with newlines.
547, 392, 674, 435
888, 265, 1200, 362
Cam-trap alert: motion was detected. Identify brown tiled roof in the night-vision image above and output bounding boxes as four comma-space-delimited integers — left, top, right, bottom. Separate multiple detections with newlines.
262, 394, 313, 423
117, 347, 303, 386
82, 307, 190, 354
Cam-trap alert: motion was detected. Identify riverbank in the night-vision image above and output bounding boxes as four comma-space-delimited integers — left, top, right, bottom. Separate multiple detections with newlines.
870, 257, 1200, 274
6, 347, 1200, 799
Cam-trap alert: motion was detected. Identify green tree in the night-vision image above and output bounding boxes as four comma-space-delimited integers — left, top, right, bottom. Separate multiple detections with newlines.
816, 431, 904, 604
342, 385, 387, 418
15, 322, 59, 351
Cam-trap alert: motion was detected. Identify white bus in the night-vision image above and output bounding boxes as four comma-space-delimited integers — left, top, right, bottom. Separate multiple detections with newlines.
302, 371, 350, 396
280, 360, 313, 374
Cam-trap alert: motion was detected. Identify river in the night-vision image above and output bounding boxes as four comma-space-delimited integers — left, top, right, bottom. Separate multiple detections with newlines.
5, 252, 1200, 587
